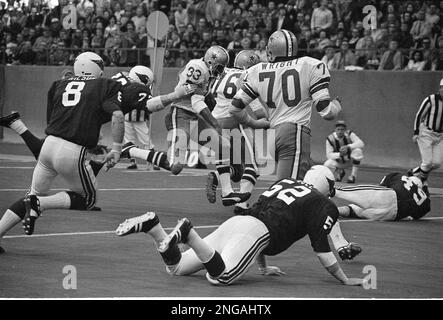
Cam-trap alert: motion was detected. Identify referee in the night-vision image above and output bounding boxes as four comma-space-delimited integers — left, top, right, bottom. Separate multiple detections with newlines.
409, 78, 443, 192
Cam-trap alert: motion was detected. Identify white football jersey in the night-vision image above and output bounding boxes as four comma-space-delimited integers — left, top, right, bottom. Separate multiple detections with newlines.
234, 56, 331, 127
212, 67, 266, 119
172, 58, 212, 114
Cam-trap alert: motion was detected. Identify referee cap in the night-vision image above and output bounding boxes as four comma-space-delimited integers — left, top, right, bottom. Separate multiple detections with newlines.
335, 120, 347, 128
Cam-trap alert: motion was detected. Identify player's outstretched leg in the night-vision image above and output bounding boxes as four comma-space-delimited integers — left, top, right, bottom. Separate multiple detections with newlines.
121, 142, 183, 175
0, 197, 31, 252
115, 211, 160, 236
0, 111, 44, 160
234, 165, 258, 214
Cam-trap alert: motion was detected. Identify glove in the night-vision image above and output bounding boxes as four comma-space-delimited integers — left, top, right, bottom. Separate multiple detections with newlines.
412, 135, 418, 144
338, 242, 362, 261
339, 145, 349, 156
258, 266, 286, 276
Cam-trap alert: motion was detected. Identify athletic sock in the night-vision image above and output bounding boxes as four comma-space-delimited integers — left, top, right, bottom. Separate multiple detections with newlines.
216, 164, 233, 196
9, 119, 27, 135
39, 192, 71, 211
351, 165, 359, 177
240, 165, 258, 193
130, 148, 169, 170
329, 221, 349, 250
203, 250, 226, 278
20, 131, 44, 160
0, 209, 22, 238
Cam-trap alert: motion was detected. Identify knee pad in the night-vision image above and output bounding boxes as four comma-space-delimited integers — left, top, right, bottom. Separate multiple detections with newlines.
351, 148, 364, 161
420, 163, 432, 172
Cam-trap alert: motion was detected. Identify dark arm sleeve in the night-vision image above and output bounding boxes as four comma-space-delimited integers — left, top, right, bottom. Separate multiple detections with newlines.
308, 202, 338, 253
102, 79, 123, 114
46, 81, 57, 124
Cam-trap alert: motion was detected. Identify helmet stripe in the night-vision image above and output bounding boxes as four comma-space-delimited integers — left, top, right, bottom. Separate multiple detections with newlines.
282, 30, 292, 57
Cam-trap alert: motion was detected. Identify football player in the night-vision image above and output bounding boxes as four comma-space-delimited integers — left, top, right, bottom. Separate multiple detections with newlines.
230, 29, 342, 181
205, 50, 267, 210
336, 172, 431, 221
0, 53, 195, 253
165, 45, 252, 205
115, 165, 366, 286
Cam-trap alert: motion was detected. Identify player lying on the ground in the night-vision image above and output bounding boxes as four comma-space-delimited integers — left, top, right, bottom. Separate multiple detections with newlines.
335, 172, 431, 221
115, 165, 365, 286
0, 53, 197, 254
0, 66, 195, 176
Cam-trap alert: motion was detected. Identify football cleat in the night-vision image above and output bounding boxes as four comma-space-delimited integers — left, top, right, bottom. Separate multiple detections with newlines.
90, 206, 102, 211
170, 162, 184, 175
338, 242, 362, 261
346, 175, 356, 183
158, 218, 193, 252
22, 194, 42, 235
115, 211, 159, 236
206, 172, 218, 203
127, 162, 138, 170
0, 111, 20, 128
153, 165, 161, 171
121, 142, 136, 159
222, 192, 251, 207
233, 202, 250, 215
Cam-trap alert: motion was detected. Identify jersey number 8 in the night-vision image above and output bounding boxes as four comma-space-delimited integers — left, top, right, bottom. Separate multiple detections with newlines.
62, 81, 86, 107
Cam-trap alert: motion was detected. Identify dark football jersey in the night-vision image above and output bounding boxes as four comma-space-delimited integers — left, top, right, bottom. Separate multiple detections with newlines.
111, 72, 152, 115
45, 76, 121, 148
379, 173, 431, 220
247, 178, 339, 256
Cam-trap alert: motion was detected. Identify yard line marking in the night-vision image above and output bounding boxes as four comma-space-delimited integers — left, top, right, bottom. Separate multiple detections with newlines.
4, 217, 443, 239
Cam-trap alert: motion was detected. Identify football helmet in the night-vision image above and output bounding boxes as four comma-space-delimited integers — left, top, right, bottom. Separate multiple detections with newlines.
73, 51, 104, 77
303, 165, 335, 197
128, 65, 154, 88
234, 50, 261, 69
266, 29, 298, 62
203, 45, 230, 77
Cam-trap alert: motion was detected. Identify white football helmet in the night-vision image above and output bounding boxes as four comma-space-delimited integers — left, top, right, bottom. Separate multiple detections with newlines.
266, 29, 298, 62
73, 51, 104, 77
234, 50, 261, 69
203, 45, 230, 77
128, 65, 154, 88
303, 165, 335, 197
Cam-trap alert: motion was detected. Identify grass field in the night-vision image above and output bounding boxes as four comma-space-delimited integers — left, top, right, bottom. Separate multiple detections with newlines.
0, 144, 442, 299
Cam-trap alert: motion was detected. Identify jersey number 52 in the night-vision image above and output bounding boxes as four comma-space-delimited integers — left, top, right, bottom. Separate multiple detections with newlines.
262, 179, 311, 205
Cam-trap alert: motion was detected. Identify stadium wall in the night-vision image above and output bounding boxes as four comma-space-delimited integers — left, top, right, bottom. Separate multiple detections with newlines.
0, 65, 441, 169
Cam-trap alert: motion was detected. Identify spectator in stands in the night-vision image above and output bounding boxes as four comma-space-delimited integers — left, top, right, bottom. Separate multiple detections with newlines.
410, 10, 432, 48
25, 7, 42, 29
214, 29, 228, 48
132, 6, 146, 35
317, 29, 332, 50
348, 27, 360, 50
311, 0, 333, 34
199, 31, 212, 49
378, 40, 403, 70
104, 15, 118, 38
187, 0, 207, 27
174, 1, 189, 32
119, 20, 138, 67
331, 39, 356, 70
397, 22, 414, 49
425, 3, 440, 27
206, 0, 229, 25
321, 44, 335, 70
240, 36, 252, 50
196, 17, 207, 34
104, 27, 121, 66
227, 30, 242, 50
404, 50, 426, 71
14, 40, 35, 65
33, 26, 53, 65
272, 5, 295, 34
254, 38, 267, 62
91, 27, 105, 55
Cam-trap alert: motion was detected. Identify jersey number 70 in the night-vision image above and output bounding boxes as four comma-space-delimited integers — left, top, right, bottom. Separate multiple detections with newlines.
259, 69, 301, 109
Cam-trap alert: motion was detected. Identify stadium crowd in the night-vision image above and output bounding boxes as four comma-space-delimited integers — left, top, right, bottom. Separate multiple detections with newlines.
0, 0, 442, 70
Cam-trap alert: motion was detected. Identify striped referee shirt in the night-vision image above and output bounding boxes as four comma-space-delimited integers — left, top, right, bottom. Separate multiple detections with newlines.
414, 93, 443, 134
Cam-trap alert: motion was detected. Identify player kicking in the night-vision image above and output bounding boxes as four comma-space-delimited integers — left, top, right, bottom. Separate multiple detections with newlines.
115, 165, 365, 286
335, 172, 430, 221
0, 53, 195, 253
206, 50, 267, 212
230, 29, 341, 181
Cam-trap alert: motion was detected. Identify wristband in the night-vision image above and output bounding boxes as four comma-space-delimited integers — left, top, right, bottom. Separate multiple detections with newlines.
112, 142, 123, 153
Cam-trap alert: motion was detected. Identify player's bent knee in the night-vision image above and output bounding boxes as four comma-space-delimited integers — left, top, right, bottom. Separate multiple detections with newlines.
351, 148, 364, 161
324, 159, 337, 169
66, 191, 87, 210
420, 163, 433, 172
